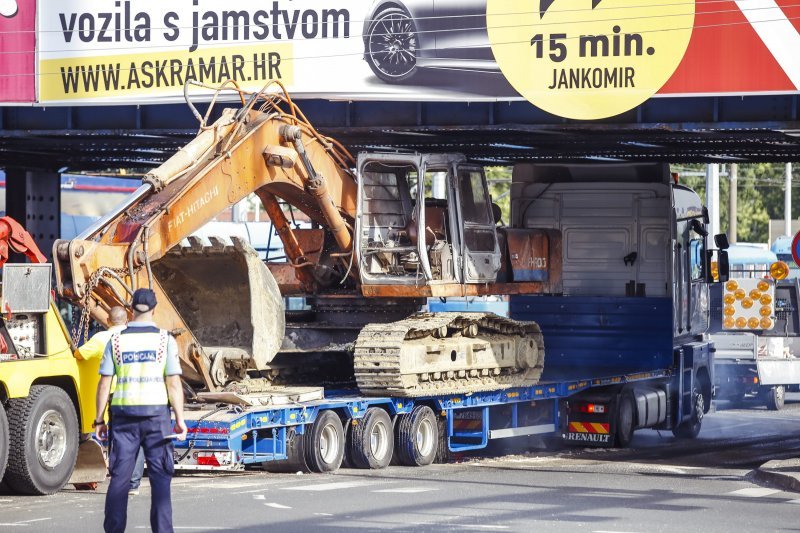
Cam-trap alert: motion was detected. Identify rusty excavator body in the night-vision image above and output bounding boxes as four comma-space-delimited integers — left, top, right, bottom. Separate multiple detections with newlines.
54, 81, 548, 398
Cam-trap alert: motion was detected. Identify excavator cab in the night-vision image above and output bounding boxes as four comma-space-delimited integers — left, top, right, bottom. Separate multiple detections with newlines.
355, 153, 500, 286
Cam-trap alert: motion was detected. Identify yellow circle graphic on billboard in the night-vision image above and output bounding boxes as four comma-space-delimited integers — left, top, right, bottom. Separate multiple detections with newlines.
487, 0, 695, 120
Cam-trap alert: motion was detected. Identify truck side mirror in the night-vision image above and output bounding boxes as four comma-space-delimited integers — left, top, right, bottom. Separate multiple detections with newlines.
717, 250, 730, 282
714, 233, 730, 250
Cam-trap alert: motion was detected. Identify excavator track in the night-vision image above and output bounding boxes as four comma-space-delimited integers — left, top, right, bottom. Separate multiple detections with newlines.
354, 312, 545, 397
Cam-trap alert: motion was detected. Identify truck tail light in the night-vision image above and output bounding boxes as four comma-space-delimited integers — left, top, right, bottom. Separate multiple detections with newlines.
576, 403, 606, 414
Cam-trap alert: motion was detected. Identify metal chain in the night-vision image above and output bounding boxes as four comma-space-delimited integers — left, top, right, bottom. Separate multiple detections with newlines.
71, 267, 131, 346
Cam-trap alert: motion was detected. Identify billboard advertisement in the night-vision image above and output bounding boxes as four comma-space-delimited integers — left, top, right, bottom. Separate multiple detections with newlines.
36, 1, 800, 119
0, 0, 35, 103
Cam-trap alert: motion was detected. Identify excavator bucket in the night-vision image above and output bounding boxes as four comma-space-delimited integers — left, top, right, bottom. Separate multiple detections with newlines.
69, 439, 107, 488
153, 236, 285, 375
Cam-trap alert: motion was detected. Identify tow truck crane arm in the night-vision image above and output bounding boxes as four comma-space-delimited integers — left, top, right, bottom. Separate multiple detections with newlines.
0, 216, 47, 266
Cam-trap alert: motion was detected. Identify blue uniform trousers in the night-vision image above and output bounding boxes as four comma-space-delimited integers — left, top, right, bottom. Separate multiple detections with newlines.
105, 409, 174, 533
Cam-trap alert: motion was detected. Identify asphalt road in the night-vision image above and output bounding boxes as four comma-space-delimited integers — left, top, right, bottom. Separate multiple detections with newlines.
2, 395, 800, 532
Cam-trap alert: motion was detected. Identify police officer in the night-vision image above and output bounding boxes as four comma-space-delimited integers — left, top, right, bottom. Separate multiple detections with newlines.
94, 288, 187, 533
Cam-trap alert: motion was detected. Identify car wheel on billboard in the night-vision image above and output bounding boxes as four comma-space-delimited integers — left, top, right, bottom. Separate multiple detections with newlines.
366, 7, 419, 82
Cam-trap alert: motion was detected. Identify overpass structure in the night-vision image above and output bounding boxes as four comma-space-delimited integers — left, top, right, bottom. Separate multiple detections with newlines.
2, 0, 800, 254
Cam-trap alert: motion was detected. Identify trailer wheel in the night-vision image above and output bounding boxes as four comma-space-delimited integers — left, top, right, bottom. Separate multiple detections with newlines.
304, 410, 344, 473
615, 393, 635, 448
434, 416, 452, 464
765, 385, 785, 411
672, 388, 704, 439
263, 427, 309, 473
5, 386, 79, 495
0, 402, 8, 483
396, 405, 437, 467
350, 408, 394, 470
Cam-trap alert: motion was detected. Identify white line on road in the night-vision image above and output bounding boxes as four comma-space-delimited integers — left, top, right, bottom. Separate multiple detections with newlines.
449, 525, 509, 530
134, 526, 233, 531
373, 487, 439, 493
16, 518, 52, 524
593, 530, 644, 533
787, 499, 800, 504
282, 480, 386, 491
728, 487, 782, 497
264, 502, 292, 509
314, 513, 334, 516
234, 488, 270, 494
253, 494, 266, 500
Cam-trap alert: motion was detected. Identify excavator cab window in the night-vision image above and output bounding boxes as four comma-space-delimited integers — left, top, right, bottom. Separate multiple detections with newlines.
453, 166, 501, 282
357, 160, 425, 283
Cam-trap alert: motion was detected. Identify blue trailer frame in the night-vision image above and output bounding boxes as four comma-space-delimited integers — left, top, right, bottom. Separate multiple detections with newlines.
174, 366, 685, 471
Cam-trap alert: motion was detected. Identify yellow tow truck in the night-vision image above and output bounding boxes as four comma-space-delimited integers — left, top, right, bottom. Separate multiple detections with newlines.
0, 216, 106, 495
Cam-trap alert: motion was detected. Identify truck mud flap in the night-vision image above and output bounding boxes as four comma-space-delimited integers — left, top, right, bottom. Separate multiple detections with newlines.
562, 422, 613, 446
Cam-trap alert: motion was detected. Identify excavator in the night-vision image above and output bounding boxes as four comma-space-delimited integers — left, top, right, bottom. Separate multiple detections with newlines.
53, 81, 548, 399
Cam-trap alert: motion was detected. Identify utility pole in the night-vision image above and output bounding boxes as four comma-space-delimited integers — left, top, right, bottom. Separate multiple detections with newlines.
785, 163, 793, 237
729, 163, 737, 243
706, 164, 720, 238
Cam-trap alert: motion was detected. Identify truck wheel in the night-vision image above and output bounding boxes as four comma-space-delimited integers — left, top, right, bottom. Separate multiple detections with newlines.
765, 385, 785, 411
672, 388, 704, 439
263, 427, 309, 473
5, 385, 79, 495
350, 408, 394, 469
303, 410, 344, 473
615, 393, 635, 448
0, 402, 8, 483
396, 405, 437, 467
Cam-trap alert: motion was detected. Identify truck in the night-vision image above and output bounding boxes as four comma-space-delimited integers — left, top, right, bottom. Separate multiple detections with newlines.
0, 216, 106, 495
2, 82, 723, 482
708, 244, 799, 409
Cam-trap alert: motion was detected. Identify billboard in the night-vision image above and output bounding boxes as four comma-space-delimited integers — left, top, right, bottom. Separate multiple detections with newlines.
35, 1, 800, 119
0, 0, 35, 103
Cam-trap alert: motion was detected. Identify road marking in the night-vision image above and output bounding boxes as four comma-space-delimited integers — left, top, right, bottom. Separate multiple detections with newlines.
264, 502, 292, 509
728, 488, 782, 498
593, 530, 644, 533
17, 519, 51, 524
314, 513, 334, 516
0, 499, 13, 503
182, 481, 260, 490
373, 487, 439, 494
253, 494, 266, 500
234, 488, 270, 494
134, 526, 233, 531
282, 480, 386, 491
449, 525, 509, 530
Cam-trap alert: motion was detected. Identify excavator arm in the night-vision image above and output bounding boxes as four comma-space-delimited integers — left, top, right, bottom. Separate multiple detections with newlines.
54, 83, 359, 391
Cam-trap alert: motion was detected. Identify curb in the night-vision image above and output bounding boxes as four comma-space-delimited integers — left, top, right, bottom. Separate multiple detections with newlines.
755, 462, 800, 493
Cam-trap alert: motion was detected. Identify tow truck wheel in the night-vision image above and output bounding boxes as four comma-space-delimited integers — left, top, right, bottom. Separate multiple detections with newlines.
396, 405, 438, 467
672, 388, 704, 440
304, 410, 344, 473
350, 408, 394, 469
615, 393, 636, 448
765, 385, 785, 411
5, 386, 79, 495
0, 402, 8, 483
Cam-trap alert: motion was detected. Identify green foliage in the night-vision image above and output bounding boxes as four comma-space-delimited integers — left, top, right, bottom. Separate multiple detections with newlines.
486, 166, 512, 224
676, 163, 796, 244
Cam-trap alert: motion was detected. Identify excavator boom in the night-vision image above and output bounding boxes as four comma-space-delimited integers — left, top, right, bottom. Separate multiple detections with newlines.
54, 84, 359, 391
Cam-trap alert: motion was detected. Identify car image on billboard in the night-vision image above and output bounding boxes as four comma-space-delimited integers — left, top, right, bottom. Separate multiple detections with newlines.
362, 0, 497, 83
